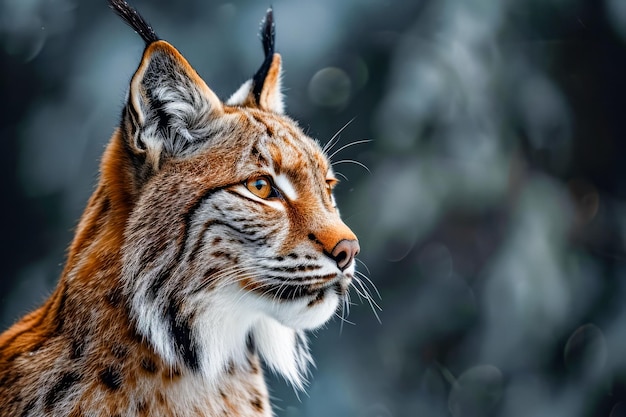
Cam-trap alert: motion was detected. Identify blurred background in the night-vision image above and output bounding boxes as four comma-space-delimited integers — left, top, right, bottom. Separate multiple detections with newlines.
2, 0, 626, 415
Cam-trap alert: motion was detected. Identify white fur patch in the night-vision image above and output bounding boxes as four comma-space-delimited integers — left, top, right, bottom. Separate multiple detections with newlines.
274, 173, 298, 201
226, 79, 253, 106
253, 317, 312, 391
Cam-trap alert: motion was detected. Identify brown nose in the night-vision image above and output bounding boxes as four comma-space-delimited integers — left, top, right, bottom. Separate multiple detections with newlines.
330, 239, 360, 271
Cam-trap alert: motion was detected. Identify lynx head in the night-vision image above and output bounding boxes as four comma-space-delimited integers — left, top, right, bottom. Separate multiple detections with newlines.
106, 1, 359, 389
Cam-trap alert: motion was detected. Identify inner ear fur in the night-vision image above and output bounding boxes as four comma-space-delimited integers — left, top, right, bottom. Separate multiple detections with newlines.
226, 53, 284, 114
259, 53, 284, 114
126, 41, 224, 167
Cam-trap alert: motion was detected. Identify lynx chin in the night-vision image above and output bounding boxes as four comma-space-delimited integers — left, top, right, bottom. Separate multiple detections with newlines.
0, 0, 366, 416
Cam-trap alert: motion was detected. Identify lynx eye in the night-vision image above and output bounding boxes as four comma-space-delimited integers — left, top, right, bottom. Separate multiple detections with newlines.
245, 176, 278, 199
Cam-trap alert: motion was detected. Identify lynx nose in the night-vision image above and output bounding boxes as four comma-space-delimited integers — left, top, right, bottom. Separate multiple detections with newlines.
331, 239, 360, 271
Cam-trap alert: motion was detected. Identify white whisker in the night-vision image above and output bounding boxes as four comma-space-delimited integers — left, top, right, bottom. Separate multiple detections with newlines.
355, 270, 381, 300
331, 159, 371, 174
335, 171, 349, 182
355, 258, 371, 275
322, 117, 356, 154
327, 139, 371, 161
352, 277, 382, 324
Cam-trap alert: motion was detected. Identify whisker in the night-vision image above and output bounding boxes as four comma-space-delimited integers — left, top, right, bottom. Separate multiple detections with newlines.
331, 159, 371, 174
353, 277, 382, 312
338, 304, 345, 335
335, 171, 349, 182
352, 278, 382, 324
322, 117, 356, 154
335, 310, 355, 328
355, 258, 371, 275
355, 270, 381, 300
327, 139, 371, 161
351, 283, 368, 302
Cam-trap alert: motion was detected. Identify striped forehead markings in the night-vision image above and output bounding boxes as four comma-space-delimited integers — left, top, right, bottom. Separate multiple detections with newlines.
274, 173, 298, 201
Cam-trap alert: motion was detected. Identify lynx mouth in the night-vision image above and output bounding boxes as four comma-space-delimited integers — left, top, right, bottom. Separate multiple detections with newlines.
306, 276, 352, 307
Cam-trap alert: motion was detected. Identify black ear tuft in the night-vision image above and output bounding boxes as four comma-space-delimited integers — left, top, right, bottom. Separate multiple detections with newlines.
259, 8, 275, 59
252, 8, 276, 103
109, 0, 160, 45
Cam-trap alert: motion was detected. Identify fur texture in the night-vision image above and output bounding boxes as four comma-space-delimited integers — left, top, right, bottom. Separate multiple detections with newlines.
0, 2, 359, 416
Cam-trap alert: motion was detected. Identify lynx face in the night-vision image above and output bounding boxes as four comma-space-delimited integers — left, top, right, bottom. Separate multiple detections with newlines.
111, 3, 359, 388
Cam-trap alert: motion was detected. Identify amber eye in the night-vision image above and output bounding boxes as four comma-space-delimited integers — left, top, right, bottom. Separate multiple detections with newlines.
245, 176, 276, 199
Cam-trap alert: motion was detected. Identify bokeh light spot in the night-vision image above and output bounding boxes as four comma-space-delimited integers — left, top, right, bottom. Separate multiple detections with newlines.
308, 67, 352, 108
563, 323, 607, 376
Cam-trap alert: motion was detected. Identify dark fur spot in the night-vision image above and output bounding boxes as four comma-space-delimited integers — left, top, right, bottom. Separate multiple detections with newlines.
307, 290, 326, 307
288, 253, 298, 259
111, 344, 128, 360
308, 233, 322, 245
269, 265, 319, 275
212, 236, 222, 245
156, 392, 165, 404
148, 264, 176, 301
251, 397, 264, 412
167, 301, 200, 371
70, 338, 85, 360
250, 141, 267, 164
44, 371, 81, 410
227, 360, 235, 375
210, 250, 238, 262
141, 356, 158, 374
53, 287, 69, 336
262, 281, 315, 300
20, 399, 37, 417
101, 196, 111, 213
100, 366, 123, 391
246, 333, 256, 354
105, 288, 123, 308
136, 400, 148, 414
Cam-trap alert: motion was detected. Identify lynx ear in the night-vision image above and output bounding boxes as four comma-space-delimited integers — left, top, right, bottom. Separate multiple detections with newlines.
126, 41, 224, 165
227, 8, 285, 114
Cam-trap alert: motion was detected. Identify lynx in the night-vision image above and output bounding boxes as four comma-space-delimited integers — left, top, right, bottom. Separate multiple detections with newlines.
0, 1, 361, 416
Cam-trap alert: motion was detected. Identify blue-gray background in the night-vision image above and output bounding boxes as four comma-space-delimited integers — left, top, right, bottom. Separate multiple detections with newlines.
2, 0, 626, 416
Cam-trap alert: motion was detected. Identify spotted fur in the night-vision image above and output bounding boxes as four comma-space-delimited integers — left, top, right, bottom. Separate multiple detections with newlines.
0, 1, 360, 416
